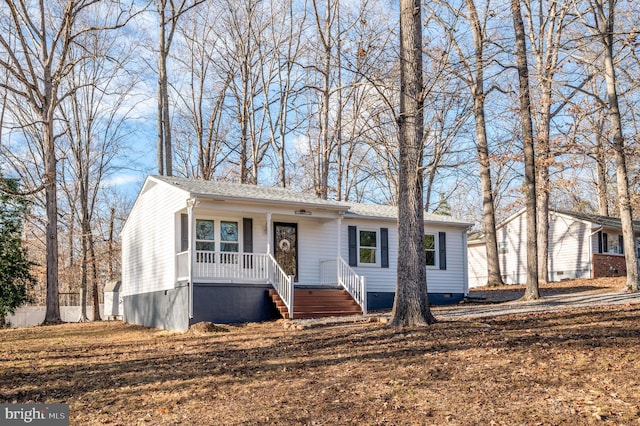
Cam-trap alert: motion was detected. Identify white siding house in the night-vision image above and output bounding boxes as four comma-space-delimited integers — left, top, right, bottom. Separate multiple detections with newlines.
121, 176, 472, 330
468, 209, 640, 287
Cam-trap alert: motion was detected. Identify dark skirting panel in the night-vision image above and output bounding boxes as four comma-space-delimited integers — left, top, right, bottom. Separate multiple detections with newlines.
366, 291, 464, 311
123, 285, 190, 331
191, 283, 280, 324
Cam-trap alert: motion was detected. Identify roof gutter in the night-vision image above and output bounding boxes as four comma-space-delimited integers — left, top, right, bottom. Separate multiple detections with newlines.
189, 191, 350, 212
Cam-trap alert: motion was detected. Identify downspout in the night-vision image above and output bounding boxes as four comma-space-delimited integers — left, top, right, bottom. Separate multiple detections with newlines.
335, 213, 344, 289
462, 228, 470, 295
187, 197, 199, 320
266, 212, 272, 255
337, 213, 343, 260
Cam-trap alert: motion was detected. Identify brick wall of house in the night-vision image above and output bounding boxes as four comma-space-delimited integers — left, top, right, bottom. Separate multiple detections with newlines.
592, 254, 627, 278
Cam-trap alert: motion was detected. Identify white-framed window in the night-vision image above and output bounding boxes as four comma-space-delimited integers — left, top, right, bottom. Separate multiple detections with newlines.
359, 229, 378, 265
606, 233, 622, 254
424, 233, 437, 266
220, 221, 239, 252
195, 219, 215, 251
195, 219, 215, 263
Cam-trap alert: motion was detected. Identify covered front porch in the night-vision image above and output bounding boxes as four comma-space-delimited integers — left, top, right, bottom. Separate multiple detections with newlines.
176, 200, 366, 320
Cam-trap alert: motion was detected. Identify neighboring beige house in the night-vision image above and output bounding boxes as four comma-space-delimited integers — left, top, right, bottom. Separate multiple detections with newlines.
468, 209, 640, 288
121, 176, 472, 330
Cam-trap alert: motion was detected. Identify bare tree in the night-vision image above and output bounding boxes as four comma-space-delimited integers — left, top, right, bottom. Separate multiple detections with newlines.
309, 0, 338, 199
573, 0, 638, 292
523, 0, 572, 283
390, 0, 436, 326
59, 26, 137, 321
155, 0, 204, 177
262, 0, 306, 187
172, 1, 231, 179
429, 0, 505, 287
511, 0, 540, 300
0, 0, 133, 324
212, 0, 274, 184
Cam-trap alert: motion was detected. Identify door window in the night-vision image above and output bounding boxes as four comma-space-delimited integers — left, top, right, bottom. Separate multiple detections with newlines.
274, 223, 298, 281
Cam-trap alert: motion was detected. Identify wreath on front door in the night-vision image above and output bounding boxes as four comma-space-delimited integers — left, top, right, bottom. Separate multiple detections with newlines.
279, 239, 291, 252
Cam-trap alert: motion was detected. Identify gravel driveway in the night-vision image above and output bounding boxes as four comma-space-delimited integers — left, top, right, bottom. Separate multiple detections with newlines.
432, 291, 640, 321
290, 289, 640, 328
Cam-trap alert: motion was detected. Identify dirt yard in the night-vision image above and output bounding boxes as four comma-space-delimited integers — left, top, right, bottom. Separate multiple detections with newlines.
467, 276, 627, 302
1, 278, 639, 425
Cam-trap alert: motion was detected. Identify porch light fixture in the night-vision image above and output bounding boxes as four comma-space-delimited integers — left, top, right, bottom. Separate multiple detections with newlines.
295, 209, 312, 215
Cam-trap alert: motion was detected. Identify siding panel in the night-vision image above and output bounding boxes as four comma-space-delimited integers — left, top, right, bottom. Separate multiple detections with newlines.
122, 181, 188, 296
468, 210, 597, 286
342, 220, 467, 294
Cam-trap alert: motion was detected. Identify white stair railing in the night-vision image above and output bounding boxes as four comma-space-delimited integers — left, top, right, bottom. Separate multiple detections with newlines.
267, 253, 294, 319
335, 257, 367, 314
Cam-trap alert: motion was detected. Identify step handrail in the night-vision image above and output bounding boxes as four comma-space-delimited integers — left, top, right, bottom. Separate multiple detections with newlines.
267, 253, 294, 319
336, 257, 367, 314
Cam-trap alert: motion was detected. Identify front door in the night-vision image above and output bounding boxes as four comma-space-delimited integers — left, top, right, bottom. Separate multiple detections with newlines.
274, 222, 298, 282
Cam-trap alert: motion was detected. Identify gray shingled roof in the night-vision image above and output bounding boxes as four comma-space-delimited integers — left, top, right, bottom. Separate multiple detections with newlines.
553, 209, 640, 232
151, 175, 471, 226
344, 202, 473, 226
152, 175, 349, 210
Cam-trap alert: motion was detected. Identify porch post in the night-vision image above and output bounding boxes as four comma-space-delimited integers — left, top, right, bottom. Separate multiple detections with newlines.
337, 214, 343, 258
187, 197, 198, 319
266, 212, 272, 255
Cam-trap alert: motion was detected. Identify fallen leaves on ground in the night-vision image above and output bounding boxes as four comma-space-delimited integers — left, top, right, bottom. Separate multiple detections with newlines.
2, 294, 640, 425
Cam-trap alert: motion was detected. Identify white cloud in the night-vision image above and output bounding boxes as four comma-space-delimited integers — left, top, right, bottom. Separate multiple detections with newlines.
291, 134, 310, 155
102, 173, 143, 188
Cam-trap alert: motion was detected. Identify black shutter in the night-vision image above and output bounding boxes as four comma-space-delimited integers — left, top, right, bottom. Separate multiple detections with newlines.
598, 230, 603, 253
438, 231, 447, 270
243, 218, 253, 253
603, 232, 608, 253
180, 214, 188, 252
348, 226, 357, 267
380, 228, 389, 268
243, 218, 253, 268
619, 235, 624, 254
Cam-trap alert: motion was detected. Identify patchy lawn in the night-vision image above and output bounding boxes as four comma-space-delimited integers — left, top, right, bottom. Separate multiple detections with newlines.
2, 299, 640, 425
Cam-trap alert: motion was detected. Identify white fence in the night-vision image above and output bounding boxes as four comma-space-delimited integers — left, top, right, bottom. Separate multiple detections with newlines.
6, 305, 106, 328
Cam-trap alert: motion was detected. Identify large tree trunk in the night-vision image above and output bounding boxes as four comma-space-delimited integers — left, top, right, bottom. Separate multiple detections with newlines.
157, 0, 174, 177
536, 88, 551, 284
511, 0, 539, 300
157, 1, 166, 176
525, 0, 569, 285
465, 0, 504, 287
597, 0, 638, 292
77, 163, 90, 322
390, 0, 436, 326
535, 85, 555, 285
89, 231, 101, 321
108, 207, 116, 279
78, 218, 90, 322
595, 128, 609, 216
43, 120, 61, 324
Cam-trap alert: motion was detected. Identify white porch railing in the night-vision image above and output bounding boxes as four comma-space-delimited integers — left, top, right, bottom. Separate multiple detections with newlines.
192, 251, 273, 282
177, 250, 293, 318
320, 257, 367, 314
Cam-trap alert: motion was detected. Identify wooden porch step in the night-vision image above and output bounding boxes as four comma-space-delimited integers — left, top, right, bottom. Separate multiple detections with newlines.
267, 288, 363, 320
